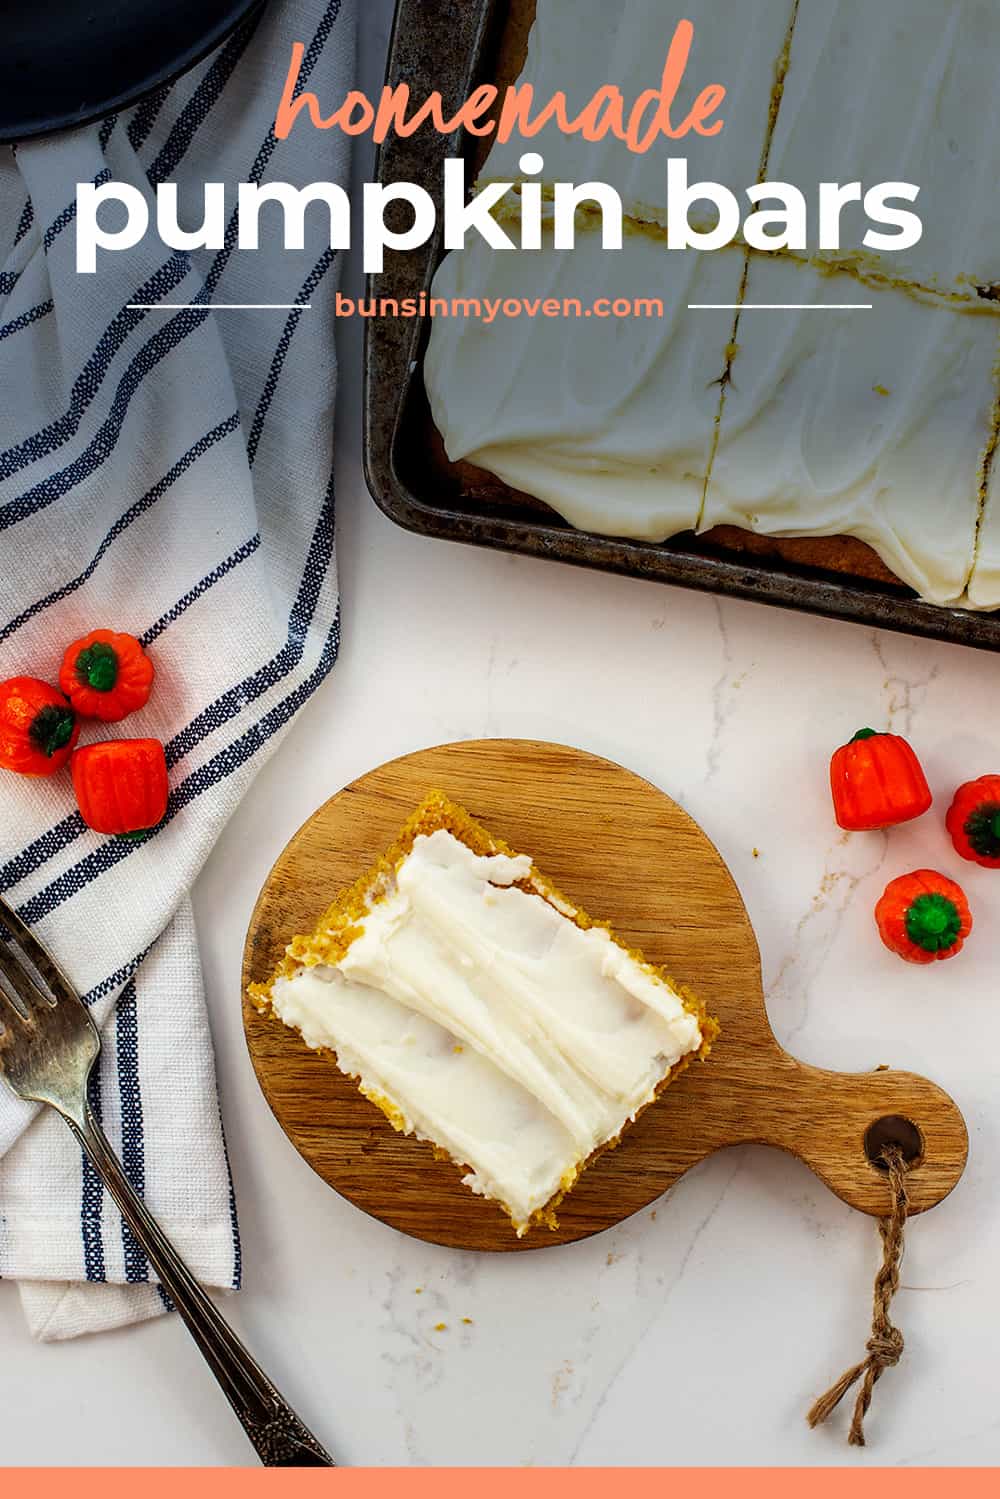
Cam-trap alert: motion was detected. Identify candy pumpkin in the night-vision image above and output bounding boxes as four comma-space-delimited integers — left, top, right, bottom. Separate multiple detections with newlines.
830, 728, 932, 831
0, 676, 80, 776
59, 629, 154, 723
71, 738, 168, 836
875, 870, 972, 965
946, 775, 1000, 868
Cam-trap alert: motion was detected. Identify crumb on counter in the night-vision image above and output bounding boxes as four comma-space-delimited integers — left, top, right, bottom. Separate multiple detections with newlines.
462, 1317, 474, 1325
873, 384, 891, 397
752, 847, 761, 859
434, 1322, 448, 1332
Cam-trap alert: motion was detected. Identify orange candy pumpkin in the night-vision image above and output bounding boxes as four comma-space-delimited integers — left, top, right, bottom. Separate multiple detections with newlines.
59, 629, 154, 723
71, 738, 168, 836
830, 728, 932, 831
875, 870, 972, 965
946, 775, 1000, 868
0, 676, 80, 776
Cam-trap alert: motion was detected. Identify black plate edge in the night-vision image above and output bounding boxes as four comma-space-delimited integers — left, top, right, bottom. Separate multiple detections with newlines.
0, 0, 266, 144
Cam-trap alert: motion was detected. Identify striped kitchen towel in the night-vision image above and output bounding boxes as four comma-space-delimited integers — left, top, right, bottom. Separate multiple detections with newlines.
0, 0, 354, 1339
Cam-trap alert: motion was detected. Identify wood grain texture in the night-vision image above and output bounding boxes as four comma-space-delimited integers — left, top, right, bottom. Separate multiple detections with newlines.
242, 740, 968, 1251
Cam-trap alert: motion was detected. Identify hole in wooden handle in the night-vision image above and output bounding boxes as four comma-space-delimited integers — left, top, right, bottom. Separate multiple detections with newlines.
865, 1114, 924, 1171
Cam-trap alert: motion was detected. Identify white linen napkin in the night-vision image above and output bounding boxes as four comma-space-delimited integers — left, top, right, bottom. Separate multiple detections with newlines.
0, 0, 355, 1339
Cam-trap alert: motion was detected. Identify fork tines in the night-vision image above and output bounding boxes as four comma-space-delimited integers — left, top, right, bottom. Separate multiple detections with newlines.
0, 898, 70, 1019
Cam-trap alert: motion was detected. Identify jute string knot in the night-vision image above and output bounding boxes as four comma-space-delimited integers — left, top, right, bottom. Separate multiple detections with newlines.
807, 1144, 910, 1448
865, 1328, 904, 1366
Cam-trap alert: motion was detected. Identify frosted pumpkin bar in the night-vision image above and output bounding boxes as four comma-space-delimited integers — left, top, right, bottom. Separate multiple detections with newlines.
249, 792, 717, 1235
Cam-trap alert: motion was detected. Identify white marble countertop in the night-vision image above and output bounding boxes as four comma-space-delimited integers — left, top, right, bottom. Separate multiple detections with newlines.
3, 0, 1000, 1468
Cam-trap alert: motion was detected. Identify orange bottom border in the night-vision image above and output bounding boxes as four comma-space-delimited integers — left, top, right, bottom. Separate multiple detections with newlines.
3, 1471, 998, 1492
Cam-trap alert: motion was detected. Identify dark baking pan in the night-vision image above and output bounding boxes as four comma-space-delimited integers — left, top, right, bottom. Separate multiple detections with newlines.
0, 0, 265, 142
362, 0, 1000, 653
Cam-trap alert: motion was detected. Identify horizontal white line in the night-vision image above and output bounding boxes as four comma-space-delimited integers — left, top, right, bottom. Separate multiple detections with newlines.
689, 302, 873, 310
126, 302, 311, 310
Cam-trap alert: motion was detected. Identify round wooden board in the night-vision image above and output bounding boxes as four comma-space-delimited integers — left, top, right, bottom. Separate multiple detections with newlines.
242, 740, 968, 1251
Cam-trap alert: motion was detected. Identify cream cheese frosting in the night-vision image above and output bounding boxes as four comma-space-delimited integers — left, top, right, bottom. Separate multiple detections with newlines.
700, 258, 999, 605
426, 224, 1000, 603
424, 0, 1000, 608
480, 0, 797, 227
269, 828, 704, 1231
764, 0, 1000, 298
425, 225, 738, 541
966, 445, 1000, 610
482, 0, 1000, 300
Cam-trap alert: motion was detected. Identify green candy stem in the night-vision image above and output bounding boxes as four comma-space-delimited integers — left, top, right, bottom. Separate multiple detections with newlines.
851, 727, 879, 742
964, 803, 1000, 859
75, 640, 118, 693
904, 893, 961, 953
114, 821, 163, 843
28, 704, 75, 758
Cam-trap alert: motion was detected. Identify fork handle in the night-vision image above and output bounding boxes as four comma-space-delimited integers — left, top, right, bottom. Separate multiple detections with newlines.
63, 1106, 334, 1466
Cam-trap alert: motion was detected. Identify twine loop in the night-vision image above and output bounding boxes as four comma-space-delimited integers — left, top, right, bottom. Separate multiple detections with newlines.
807, 1144, 911, 1448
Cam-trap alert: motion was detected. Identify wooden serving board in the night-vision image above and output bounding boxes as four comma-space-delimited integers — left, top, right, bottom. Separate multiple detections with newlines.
242, 740, 968, 1251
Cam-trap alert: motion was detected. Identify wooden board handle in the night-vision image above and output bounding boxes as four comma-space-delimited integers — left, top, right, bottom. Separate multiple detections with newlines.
731, 1054, 969, 1216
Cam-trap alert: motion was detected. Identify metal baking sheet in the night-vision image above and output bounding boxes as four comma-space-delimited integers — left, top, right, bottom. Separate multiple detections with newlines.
362, 0, 1000, 652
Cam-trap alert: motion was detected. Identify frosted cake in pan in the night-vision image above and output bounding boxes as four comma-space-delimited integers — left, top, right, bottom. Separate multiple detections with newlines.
479, 0, 796, 231
701, 258, 999, 607
425, 224, 740, 542
425, 0, 1000, 608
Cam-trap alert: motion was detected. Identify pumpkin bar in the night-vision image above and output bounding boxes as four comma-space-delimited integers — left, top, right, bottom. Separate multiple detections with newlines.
249, 792, 717, 1235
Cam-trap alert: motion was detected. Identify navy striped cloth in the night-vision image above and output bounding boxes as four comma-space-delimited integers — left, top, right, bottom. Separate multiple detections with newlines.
0, 0, 354, 1338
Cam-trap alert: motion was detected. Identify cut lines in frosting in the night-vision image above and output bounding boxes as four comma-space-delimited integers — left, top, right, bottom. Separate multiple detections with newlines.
428, 0, 1000, 605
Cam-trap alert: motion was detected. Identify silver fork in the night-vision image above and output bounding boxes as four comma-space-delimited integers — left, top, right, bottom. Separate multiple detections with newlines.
0, 897, 334, 1467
